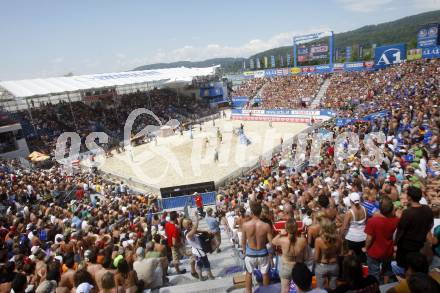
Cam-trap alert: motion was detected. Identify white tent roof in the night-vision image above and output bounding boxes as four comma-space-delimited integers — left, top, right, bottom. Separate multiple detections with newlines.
0, 66, 218, 99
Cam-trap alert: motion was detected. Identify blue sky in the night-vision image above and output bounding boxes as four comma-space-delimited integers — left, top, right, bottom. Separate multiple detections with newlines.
0, 0, 439, 80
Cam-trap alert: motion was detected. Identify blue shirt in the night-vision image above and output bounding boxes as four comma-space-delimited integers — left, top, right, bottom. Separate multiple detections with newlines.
362, 201, 379, 217
205, 216, 220, 233
39, 229, 48, 242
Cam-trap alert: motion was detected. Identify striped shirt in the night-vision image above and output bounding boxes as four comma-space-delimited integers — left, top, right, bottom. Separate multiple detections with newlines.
362, 201, 379, 217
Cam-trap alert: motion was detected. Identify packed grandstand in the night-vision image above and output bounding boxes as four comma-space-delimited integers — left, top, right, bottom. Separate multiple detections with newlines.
0, 26, 440, 293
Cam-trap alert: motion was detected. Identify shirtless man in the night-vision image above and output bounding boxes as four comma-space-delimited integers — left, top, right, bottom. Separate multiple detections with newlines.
241, 201, 273, 293
84, 250, 103, 285
58, 255, 76, 291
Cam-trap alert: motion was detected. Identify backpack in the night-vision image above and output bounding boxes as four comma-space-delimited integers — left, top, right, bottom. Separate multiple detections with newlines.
197, 232, 213, 254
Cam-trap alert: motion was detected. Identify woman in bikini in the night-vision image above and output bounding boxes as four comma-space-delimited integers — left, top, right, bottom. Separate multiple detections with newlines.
272, 218, 307, 293
314, 218, 341, 290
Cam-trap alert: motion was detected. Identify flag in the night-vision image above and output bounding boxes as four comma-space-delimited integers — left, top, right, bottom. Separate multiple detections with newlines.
280, 55, 284, 67
286, 54, 291, 66
345, 46, 352, 60
270, 55, 275, 68
264, 56, 268, 68
256, 58, 261, 69
250, 59, 255, 69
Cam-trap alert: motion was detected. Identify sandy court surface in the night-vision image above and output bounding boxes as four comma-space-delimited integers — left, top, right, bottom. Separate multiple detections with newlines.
98, 112, 309, 190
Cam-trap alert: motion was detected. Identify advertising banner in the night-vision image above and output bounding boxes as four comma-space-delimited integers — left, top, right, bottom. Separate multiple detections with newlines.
311, 44, 329, 60
422, 45, 440, 59
310, 45, 328, 54
274, 68, 289, 76
344, 62, 365, 71
333, 63, 345, 72
243, 71, 255, 77
290, 67, 301, 75
298, 46, 309, 55
374, 43, 406, 69
264, 69, 277, 77
314, 64, 332, 73
407, 48, 422, 61
231, 108, 333, 123
200, 87, 223, 97
302, 66, 316, 73
253, 70, 265, 78
298, 46, 309, 62
417, 24, 439, 48
364, 61, 375, 69
346, 46, 352, 60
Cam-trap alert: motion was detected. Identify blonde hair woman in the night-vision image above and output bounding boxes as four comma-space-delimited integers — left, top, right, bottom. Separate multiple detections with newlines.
314, 218, 341, 290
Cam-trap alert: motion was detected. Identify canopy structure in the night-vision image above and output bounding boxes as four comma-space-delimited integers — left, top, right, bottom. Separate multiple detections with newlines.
0, 66, 218, 100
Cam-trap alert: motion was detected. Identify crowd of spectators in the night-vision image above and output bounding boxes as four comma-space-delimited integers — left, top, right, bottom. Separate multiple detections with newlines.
0, 157, 209, 292
0, 59, 439, 293
231, 78, 266, 98
258, 75, 324, 109
322, 59, 440, 118
216, 59, 440, 292
19, 89, 215, 155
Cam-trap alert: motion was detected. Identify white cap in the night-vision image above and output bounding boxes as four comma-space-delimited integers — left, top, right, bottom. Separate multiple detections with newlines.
76, 282, 94, 293
54, 255, 63, 264
349, 192, 360, 204
31, 246, 40, 255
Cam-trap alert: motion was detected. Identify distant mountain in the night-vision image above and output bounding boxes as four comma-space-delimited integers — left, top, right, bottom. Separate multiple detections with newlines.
133, 58, 245, 72
134, 10, 440, 73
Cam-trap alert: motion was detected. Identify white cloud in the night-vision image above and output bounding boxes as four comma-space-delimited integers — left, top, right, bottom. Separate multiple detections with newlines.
337, 0, 393, 12
121, 27, 330, 69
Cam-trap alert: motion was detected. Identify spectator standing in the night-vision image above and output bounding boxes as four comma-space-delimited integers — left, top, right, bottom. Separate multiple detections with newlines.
272, 218, 308, 293
314, 218, 341, 290
183, 212, 215, 281
241, 201, 273, 293
395, 186, 434, 271
364, 196, 399, 283
194, 192, 205, 217
341, 192, 367, 262
205, 208, 221, 253
165, 211, 187, 274
133, 247, 162, 290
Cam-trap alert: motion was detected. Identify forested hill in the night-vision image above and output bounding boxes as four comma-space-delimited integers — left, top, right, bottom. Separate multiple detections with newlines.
134, 10, 440, 73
